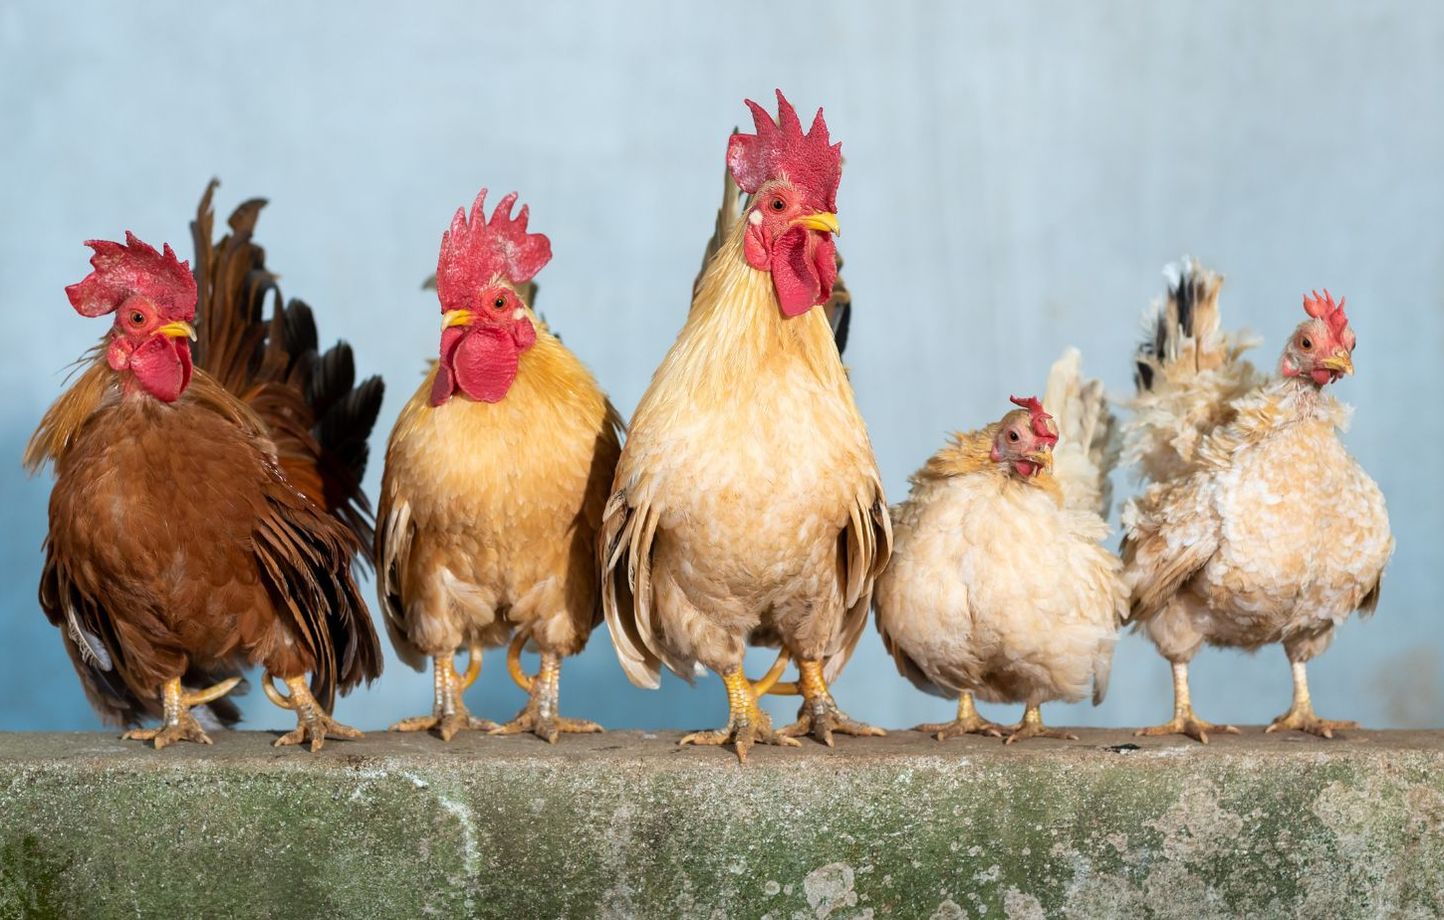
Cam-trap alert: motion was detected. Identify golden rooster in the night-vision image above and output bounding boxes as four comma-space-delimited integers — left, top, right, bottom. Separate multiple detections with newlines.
377, 189, 621, 742
1123, 266, 1394, 741
875, 353, 1126, 743
602, 91, 891, 762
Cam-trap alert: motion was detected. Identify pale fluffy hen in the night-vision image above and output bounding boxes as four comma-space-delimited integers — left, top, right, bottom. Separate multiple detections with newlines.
1123, 275, 1393, 741
875, 353, 1126, 744
602, 91, 890, 762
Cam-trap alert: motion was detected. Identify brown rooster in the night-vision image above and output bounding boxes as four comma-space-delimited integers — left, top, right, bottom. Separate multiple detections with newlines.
377, 189, 621, 742
602, 91, 891, 762
25, 182, 384, 750
1123, 265, 1394, 741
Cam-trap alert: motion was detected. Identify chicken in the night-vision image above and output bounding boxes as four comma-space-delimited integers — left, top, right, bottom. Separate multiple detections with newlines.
1122, 273, 1394, 741
875, 353, 1126, 743
377, 189, 622, 742
25, 182, 385, 750
602, 91, 891, 762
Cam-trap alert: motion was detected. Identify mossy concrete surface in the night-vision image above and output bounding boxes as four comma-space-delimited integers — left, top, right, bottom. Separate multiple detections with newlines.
0, 730, 1441, 919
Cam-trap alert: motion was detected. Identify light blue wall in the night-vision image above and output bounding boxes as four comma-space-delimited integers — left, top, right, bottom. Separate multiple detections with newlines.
2, 2, 1439, 734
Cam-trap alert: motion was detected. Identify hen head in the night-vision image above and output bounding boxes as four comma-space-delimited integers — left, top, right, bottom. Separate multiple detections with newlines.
727, 89, 841, 317
990, 396, 1059, 480
1280, 289, 1355, 388
431, 189, 549, 406
66, 232, 197, 403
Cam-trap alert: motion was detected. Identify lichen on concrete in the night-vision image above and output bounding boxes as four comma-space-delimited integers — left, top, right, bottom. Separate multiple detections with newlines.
0, 730, 1441, 918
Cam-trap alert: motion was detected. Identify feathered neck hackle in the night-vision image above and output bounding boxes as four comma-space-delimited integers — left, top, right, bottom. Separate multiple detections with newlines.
915, 423, 1064, 505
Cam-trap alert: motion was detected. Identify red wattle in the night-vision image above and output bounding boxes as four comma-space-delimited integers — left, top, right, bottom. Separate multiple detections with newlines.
128, 335, 191, 403
450, 325, 524, 404
770, 226, 835, 317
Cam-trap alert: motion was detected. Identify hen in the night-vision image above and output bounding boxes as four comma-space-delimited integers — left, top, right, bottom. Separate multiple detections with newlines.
377, 190, 622, 742
1123, 268, 1393, 741
26, 183, 384, 750
875, 352, 1126, 743
602, 91, 891, 762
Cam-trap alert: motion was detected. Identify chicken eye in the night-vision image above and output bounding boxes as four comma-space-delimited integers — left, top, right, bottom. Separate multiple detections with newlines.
770, 197, 786, 211
129, 310, 145, 326
1008, 430, 1020, 442
1299, 336, 1313, 350
493, 296, 506, 310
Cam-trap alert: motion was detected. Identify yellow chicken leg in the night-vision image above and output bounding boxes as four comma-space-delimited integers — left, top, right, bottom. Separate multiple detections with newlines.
389, 648, 497, 740
1002, 704, 1078, 744
680, 666, 800, 763
1266, 660, 1357, 739
263, 673, 363, 752
777, 658, 885, 746
1135, 661, 1240, 744
491, 640, 603, 743
913, 691, 1004, 740
121, 675, 242, 749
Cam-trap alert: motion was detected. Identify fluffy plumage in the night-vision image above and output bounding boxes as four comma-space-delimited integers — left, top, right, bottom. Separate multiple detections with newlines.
875, 354, 1125, 736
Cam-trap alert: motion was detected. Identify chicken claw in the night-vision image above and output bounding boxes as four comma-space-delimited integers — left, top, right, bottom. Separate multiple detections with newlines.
121, 675, 241, 750
264, 674, 363, 753
390, 651, 497, 741
777, 659, 885, 746
680, 667, 799, 763
1134, 661, 1239, 744
1002, 704, 1078, 744
914, 692, 1004, 740
491, 650, 601, 743
1265, 661, 1357, 739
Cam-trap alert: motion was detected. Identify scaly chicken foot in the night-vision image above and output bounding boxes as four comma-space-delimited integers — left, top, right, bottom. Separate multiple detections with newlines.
914, 692, 1004, 740
390, 650, 496, 740
1002, 704, 1078, 745
1266, 661, 1357, 739
491, 651, 602, 743
265, 674, 363, 752
122, 675, 242, 749
778, 659, 886, 746
680, 667, 799, 764
1134, 662, 1239, 744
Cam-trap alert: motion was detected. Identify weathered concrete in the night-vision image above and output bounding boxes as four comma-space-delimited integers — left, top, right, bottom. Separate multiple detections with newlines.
0, 729, 1441, 919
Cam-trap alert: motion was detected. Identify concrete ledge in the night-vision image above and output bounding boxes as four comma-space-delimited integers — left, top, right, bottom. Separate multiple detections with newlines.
1, 730, 1441, 918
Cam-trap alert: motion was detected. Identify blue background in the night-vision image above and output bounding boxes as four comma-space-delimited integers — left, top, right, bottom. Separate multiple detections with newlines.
2, 2, 1439, 734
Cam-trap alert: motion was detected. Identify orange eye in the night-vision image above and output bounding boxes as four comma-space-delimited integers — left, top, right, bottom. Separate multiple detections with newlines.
493, 296, 506, 310
129, 310, 145, 326
771, 197, 786, 211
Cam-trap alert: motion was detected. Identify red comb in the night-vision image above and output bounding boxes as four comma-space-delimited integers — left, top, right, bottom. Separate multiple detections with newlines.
65, 232, 196, 322
1010, 395, 1058, 447
435, 189, 552, 314
726, 89, 841, 213
1302, 289, 1351, 343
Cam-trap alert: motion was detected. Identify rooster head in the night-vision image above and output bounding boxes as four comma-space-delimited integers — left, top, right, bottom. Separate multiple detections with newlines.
727, 90, 842, 317
1281, 289, 1355, 388
431, 189, 549, 406
66, 233, 196, 403
990, 396, 1058, 479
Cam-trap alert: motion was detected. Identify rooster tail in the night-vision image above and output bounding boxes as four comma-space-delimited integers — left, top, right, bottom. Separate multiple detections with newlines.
191, 179, 385, 564
1044, 347, 1120, 517
1123, 257, 1262, 484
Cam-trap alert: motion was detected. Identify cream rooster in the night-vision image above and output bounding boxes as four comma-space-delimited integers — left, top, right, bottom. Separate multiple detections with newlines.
875, 351, 1126, 743
377, 190, 621, 742
602, 91, 891, 762
1123, 264, 1393, 741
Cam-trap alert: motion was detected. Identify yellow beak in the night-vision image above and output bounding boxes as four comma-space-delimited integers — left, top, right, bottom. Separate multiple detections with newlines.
1321, 351, 1354, 376
157, 320, 196, 340
1026, 450, 1053, 469
793, 212, 840, 235
442, 309, 474, 329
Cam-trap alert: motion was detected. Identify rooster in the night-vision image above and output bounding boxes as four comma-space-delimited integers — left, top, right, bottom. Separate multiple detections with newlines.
602, 91, 891, 762
875, 352, 1126, 743
377, 189, 622, 742
1123, 265, 1394, 741
25, 182, 385, 750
